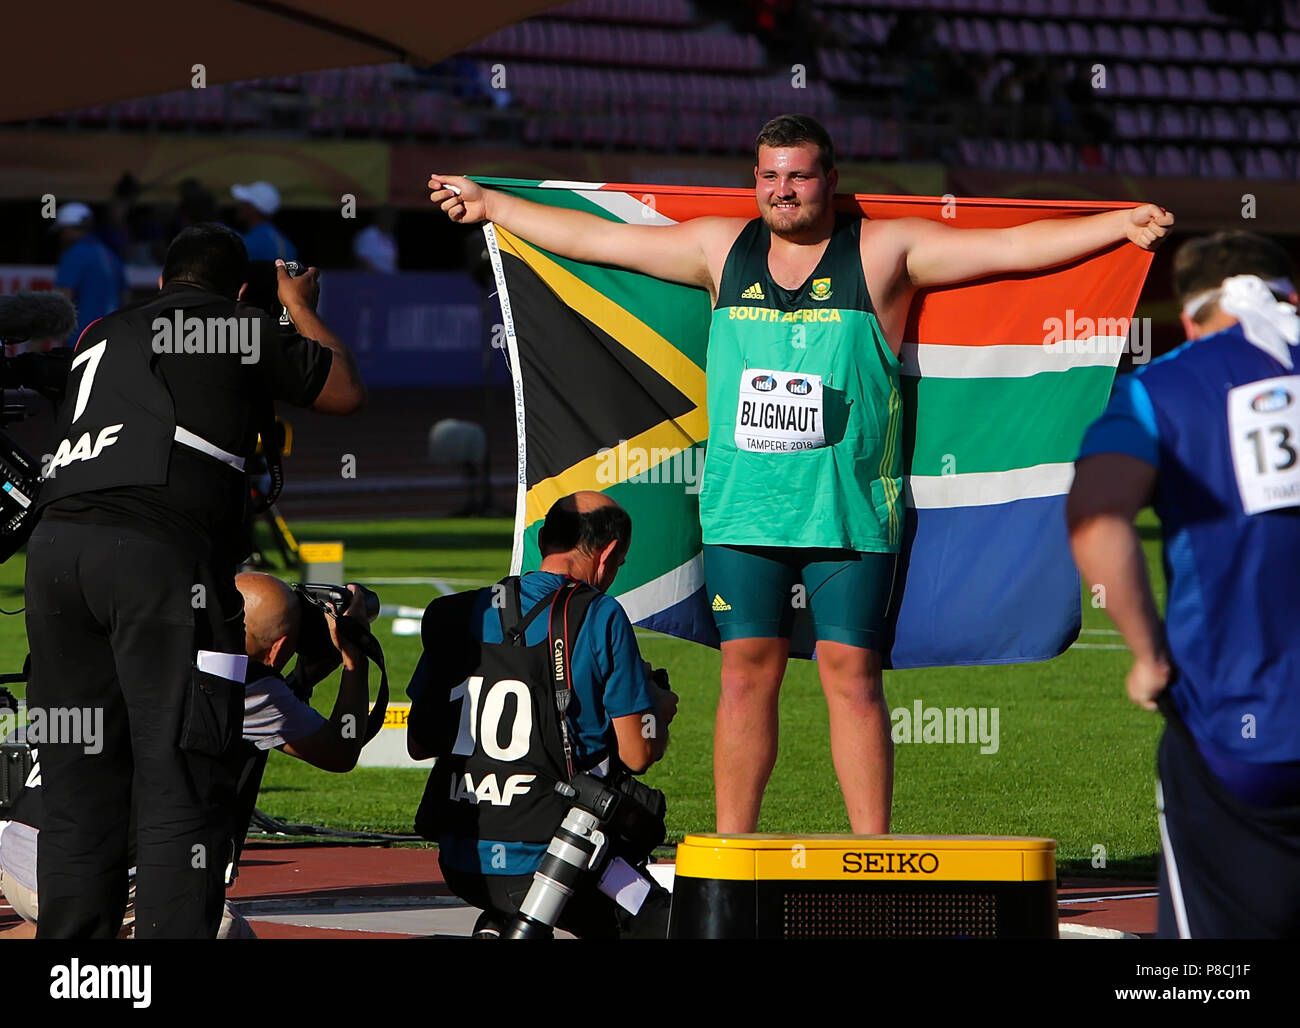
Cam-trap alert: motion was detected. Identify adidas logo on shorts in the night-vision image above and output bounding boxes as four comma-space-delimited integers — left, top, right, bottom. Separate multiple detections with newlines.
741, 282, 765, 300
712, 594, 732, 612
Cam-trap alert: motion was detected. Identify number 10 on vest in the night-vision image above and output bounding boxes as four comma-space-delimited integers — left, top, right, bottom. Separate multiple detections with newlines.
448, 675, 537, 807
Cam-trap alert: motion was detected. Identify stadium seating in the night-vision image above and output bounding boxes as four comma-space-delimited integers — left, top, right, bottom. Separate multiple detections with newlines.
33, 0, 1300, 179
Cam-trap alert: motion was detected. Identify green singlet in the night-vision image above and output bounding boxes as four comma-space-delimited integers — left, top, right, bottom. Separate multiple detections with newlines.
699, 213, 903, 553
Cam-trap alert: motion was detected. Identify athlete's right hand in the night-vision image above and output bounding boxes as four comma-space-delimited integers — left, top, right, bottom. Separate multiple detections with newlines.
1126, 654, 1171, 712
428, 174, 487, 224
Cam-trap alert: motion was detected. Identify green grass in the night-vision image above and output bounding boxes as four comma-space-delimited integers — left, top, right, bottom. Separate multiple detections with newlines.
0, 513, 1168, 875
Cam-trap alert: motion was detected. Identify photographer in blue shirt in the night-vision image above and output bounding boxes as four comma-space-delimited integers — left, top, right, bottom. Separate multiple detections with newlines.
407, 491, 678, 938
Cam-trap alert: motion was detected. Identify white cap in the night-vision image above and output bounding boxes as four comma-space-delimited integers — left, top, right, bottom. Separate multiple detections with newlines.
54, 201, 93, 228
231, 181, 281, 216
353, 224, 397, 274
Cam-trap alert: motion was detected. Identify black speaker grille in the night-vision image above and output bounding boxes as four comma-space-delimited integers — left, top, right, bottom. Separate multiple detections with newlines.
782, 890, 999, 938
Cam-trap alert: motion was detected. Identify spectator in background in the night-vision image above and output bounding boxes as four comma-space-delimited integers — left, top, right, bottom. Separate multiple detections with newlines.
178, 177, 220, 231
1066, 64, 1113, 154
99, 177, 135, 260
53, 202, 128, 344
231, 181, 298, 262
103, 173, 166, 267
352, 207, 399, 274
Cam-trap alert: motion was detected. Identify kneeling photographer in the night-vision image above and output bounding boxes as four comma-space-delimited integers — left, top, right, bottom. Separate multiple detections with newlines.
406, 492, 678, 939
0, 572, 382, 939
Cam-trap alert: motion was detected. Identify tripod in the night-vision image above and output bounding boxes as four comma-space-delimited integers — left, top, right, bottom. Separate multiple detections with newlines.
243, 417, 300, 571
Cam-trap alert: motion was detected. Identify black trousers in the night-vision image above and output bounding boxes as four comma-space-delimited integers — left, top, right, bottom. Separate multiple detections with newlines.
1156, 719, 1300, 939
24, 519, 243, 939
442, 861, 672, 939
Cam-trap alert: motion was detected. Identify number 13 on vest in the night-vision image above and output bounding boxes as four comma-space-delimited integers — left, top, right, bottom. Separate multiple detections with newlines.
1228, 375, 1300, 515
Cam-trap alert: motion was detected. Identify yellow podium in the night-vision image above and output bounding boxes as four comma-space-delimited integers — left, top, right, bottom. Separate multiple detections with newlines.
668, 835, 1058, 939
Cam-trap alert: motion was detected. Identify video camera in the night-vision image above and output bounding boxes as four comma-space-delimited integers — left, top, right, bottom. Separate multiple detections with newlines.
0, 291, 77, 564
506, 770, 667, 939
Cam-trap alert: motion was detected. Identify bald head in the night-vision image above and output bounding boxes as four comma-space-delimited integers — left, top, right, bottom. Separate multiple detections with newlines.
237, 572, 301, 670
537, 492, 632, 592
538, 491, 630, 558
571, 489, 616, 513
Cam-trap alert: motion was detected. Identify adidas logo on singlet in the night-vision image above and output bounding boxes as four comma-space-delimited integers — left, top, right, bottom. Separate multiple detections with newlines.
741, 282, 765, 300
712, 594, 732, 612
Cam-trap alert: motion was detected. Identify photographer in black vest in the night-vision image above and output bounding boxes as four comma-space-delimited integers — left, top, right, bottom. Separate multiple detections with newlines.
23, 223, 364, 939
407, 491, 679, 938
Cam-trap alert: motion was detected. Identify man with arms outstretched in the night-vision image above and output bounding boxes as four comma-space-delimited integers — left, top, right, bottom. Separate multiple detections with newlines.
429, 113, 1172, 833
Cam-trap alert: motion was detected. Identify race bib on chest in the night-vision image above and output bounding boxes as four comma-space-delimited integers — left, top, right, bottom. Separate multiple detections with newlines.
1227, 375, 1300, 514
735, 369, 826, 453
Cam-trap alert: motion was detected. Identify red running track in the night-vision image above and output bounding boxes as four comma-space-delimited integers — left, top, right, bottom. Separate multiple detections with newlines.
1, 843, 1156, 939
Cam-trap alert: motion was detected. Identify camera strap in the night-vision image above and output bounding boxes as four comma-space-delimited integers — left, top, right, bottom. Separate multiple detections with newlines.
250, 388, 282, 513
491, 575, 598, 782
546, 581, 598, 782
331, 615, 390, 745
358, 628, 389, 744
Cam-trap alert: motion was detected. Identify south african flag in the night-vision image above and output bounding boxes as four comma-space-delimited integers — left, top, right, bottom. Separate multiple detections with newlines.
482, 178, 1152, 667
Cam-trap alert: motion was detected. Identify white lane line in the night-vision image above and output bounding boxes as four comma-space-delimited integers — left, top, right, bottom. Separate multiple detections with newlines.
1058, 892, 1158, 905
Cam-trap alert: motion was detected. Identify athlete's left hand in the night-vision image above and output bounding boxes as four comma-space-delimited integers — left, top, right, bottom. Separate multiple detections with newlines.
1126, 205, 1175, 251
1126, 654, 1172, 711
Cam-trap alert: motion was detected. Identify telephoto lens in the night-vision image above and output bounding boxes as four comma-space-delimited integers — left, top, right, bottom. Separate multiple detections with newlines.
505, 777, 621, 939
506, 806, 605, 939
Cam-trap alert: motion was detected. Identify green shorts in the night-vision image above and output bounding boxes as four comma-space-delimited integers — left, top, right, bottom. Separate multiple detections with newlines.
702, 544, 898, 650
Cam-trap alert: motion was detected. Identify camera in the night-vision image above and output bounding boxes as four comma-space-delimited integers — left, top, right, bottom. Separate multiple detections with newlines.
239, 259, 308, 331
505, 771, 667, 939
281, 581, 391, 750
278, 261, 305, 328
288, 582, 380, 697
0, 682, 32, 811
237, 259, 307, 332
0, 348, 75, 565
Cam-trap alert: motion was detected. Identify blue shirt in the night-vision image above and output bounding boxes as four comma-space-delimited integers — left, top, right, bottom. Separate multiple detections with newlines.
1079, 323, 1300, 784
408, 571, 656, 873
241, 222, 298, 263
55, 236, 127, 344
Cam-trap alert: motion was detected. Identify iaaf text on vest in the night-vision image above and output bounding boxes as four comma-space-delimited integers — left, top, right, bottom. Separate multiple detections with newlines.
151, 313, 261, 365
